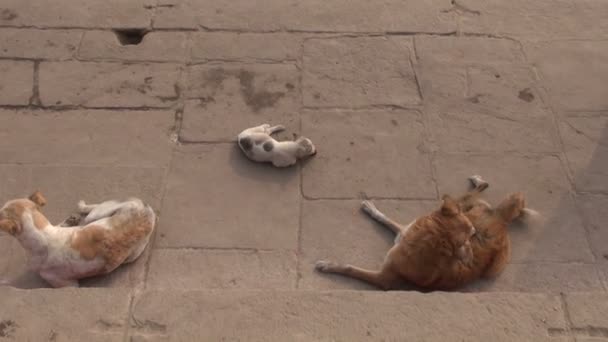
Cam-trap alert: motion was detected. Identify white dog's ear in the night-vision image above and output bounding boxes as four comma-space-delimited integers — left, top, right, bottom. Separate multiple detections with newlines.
29, 190, 47, 207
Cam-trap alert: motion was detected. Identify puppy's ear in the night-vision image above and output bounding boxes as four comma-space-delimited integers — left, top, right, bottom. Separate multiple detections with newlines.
29, 190, 47, 207
0, 219, 18, 235
440, 195, 460, 217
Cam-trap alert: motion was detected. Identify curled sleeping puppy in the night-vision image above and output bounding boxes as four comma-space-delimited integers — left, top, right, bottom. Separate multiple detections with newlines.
0, 191, 155, 288
237, 124, 316, 167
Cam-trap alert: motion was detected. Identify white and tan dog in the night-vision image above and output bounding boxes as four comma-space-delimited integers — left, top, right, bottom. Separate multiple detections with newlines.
237, 123, 316, 167
0, 191, 155, 288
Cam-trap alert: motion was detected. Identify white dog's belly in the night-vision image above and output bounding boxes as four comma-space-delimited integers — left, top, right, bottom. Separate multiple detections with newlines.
40, 249, 105, 280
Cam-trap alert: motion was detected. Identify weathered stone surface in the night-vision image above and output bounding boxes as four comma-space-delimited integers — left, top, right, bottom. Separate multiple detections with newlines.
191, 32, 301, 62
0, 287, 130, 341
0, 0, 153, 28
0, 28, 80, 59
182, 64, 299, 141
576, 194, 608, 260
79, 31, 188, 62
303, 37, 420, 107
130, 290, 565, 341
157, 145, 299, 249
39, 61, 181, 107
434, 153, 593, 263
0, 109, 174, 166
300, 200, 437, 290
415, 37, 556, 153
414, 36, 525, 65
147, 249, 296, 289
559, 115, 608, 192
466, 263, 603, 293
0, 60, 33, 105
153, 0, 456, 33
525, 41, 608, 111
302, 109, 435, 199
565, 292, 608, 328
459, 0, 608, 40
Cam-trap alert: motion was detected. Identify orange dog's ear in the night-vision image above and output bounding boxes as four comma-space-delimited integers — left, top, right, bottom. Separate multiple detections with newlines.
29, 190, 47, 207
0, 219, 18, 235
440, 195, 460, 217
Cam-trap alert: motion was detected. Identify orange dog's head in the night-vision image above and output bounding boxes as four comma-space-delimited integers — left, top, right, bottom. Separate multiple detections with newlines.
0, 191, 47, 236
435, 195, 476, 263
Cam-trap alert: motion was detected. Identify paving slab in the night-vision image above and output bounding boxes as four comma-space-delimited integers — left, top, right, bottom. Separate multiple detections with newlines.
182, 64, 299, 141
301, 109, 435, 199
79, 31, 189, 62
559, 115, 608, 193
458, 0, 608, 40
299, 199, 437, 290
576, 194, 608, 261
39, 61, 182, 107
434, 153, 593, 263
190, 32, 302, 62
153, 0, 456, 33
525, 41, 608, 112
465, 263, 603, 293
0, 0, 153, 28
129, 290, 566, 341
0, 28, 80, 59
0, 109, 174, 166
157, 144, 299, 249
565, 292, 608, 330
303, 36, 420, 107
414, 36, 526, 65
415, 37, 557, 153
147, 249, 297, 289
0, 60, 33, 105
0, 287, 131, 341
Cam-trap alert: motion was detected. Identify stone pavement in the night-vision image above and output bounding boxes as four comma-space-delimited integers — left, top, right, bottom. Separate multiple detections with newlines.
0, 0, 607, 340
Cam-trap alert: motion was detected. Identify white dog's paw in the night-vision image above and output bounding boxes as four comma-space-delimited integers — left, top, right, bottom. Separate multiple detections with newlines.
361, 200, 378, 215
468, 175, 488, 188
315, 260, 338, 272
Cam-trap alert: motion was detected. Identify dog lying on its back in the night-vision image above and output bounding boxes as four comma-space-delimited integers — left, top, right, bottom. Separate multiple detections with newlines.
0, 191, 155, 287
316, 175, 539, 291
237, 124, 316, 167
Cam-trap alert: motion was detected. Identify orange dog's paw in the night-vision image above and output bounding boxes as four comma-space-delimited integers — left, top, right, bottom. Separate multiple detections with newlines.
315, 260, 339, 272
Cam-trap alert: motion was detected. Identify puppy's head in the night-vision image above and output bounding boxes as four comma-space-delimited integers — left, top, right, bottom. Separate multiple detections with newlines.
295, 137, 316, 158
0, 191, 47, 236
437, 195, 476, 263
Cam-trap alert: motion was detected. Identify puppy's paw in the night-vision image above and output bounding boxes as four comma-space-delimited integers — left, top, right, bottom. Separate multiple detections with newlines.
468, 175, 489, 190
361, 200, 378, 215
315, 260, 339, 273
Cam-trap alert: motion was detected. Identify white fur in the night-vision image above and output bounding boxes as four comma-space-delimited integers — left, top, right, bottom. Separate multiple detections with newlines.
237, 123, 316, 167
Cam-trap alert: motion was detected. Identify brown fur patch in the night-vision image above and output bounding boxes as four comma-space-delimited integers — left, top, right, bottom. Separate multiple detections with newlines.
70, 210, 153, 272
29, 191, 47, 207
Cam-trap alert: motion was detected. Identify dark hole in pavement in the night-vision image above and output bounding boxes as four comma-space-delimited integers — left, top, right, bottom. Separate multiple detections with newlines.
113, 29, 148, 45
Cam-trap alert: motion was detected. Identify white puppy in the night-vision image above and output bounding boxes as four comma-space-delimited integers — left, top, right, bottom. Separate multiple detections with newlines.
237, 124, 316, 167
0, 191, 155, 288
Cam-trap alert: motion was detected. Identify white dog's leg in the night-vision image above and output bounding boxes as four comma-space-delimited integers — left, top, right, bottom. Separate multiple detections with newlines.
41, 272, 79, 288
266, 125, 285, 135
80, 200, 124, 224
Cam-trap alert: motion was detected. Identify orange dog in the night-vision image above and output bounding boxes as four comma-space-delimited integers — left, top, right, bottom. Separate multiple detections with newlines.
315, 175, 538, 290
